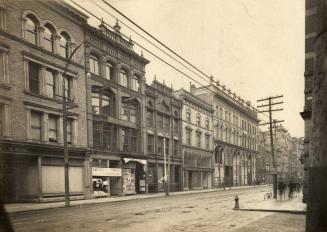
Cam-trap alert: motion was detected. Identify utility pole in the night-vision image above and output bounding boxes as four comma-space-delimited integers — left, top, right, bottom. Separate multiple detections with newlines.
163, 137, 169, 196
257, 95, 284, 199
61, 42, 84, 207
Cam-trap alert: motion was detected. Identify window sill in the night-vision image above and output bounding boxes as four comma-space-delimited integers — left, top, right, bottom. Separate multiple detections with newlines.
24, 90, 78, 106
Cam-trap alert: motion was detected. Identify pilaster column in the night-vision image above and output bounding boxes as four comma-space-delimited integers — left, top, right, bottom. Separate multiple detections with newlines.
56, 71, 63, 98
24, 59, 29, 91
41, 113, 48, 142
58, 117, 63, 144
53, 34, 61, 55
72, 118, 78, 145
3, 104, 10, 136
37, 26, 45, 48
39, 65, 46, 95
37, 156, 43, 202
25, 108, 31, 140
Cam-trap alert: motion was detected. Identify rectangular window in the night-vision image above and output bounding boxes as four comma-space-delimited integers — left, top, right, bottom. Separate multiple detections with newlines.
121, 128, 137, 153
63, 76, 71, 100
196, 116, 200, 126
158, 136, 163, 155
196, 133, 201, 147
101, 94, 110, 116
89, 56, 99, 75
147, 134, 154, 153
205, 119, 209, 130
92, 92, 100, 115
130, 104, 137, 123
103, 124, 115, 151
66, 118, 72, 144
48, 115, 57, 142
173, 140, 178, 156
131, 76, 139, 91
205, 135, 210, 149
173, 119, 178, 133
157, 113, 163, 129
146, 110, 153, 127
93, 122, 101, 149
45, 69, 55, 98
165, 138, 169, 156
31, 111, 41, 140
104, 63, 114, 80
186, 129, 191, 146
121, 102, 128, 121
29, 62, 40, 94
164, 116, 170, 130
186, 111, 191, 123
120, 70, 128, 87
0, 52, 9, 85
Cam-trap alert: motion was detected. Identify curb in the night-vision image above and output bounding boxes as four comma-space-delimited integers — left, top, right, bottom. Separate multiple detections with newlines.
6, 185, 269, 214
237, 208, 306, 215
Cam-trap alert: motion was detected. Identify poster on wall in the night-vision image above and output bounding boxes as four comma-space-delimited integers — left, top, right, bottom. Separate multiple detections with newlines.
122, 168, 135, 194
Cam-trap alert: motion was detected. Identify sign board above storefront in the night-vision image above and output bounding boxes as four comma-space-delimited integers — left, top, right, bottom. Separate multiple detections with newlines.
92, 167, 122, 177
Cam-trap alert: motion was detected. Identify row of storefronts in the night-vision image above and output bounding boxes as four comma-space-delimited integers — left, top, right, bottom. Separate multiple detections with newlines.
0, 0, 259, 203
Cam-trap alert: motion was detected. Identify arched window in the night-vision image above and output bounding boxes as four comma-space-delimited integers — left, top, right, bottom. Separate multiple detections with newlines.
58, 32, 70, 58
43, 24, 55, 52
25, 15, 38, 44
131, 75, 139, 91
104, 62, 114, 80
91, 87, 115, 116
89, 55, 99, 75
120, 69, 128, 87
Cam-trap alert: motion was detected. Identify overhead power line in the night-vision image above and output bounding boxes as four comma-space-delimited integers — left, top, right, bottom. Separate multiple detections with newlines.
69, 0, 265, 120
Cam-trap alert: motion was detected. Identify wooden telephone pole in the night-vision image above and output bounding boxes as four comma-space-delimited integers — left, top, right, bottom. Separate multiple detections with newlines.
257, 95, 284, 199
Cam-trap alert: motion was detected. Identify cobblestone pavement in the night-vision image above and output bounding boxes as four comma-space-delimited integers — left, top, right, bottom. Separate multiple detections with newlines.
6, 186, 305, 232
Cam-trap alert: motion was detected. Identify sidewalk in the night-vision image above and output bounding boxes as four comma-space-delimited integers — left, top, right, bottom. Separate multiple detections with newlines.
234, 193, 306, 232
239, 193, 306, 213
4, 185, 268, 213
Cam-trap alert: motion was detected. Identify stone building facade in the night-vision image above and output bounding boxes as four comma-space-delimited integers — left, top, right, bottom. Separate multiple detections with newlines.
85, 21, 149, 197
300, 0, 316, 203
145, 80, 182, 193
0, 0, 89, 202
192, 81, 259, 187
174, 88, 214, 190
256, 130, 273, 185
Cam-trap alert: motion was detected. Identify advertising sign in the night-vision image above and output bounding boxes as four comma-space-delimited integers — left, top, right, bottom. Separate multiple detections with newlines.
92, 167, 122, 177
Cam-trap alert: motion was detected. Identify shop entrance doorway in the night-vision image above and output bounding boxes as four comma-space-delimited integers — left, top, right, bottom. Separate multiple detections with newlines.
135, 162, 145, 193
188, 171, 193, 190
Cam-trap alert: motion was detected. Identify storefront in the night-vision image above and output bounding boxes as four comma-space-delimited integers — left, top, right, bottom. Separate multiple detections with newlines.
148, 159, 182, 193
122, 158, 147, 195
0, 141, 89, 203
91, 159, 122, 197
183, 150, 213, 190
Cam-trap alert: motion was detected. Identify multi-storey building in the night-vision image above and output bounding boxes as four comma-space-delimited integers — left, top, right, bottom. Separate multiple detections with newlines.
145, 80, 182, 193
85, 20, 149, 197
261, 127, 303, 185
174, 88, 214, 190
192, 81, 259, 187
0, 0, 89, 202
256, 130, 273, 185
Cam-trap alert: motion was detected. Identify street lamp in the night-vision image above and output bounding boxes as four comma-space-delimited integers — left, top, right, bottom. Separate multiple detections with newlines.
62, 42, 84, 207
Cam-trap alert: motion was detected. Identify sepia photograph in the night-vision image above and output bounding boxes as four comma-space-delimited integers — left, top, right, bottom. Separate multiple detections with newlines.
0, 0, 323, 231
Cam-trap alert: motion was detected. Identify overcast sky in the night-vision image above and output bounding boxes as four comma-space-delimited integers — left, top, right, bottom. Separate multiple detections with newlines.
69, 0, 305, 137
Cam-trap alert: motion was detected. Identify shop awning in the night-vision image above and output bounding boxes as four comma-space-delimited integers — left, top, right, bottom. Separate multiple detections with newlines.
123, 158, 147, 165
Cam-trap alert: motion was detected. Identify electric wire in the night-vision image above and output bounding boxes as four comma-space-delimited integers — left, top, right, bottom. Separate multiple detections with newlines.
69, 0, 269, 124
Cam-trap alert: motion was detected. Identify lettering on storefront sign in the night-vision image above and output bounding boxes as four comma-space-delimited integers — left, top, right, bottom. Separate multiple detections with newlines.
92, 167, 122, 177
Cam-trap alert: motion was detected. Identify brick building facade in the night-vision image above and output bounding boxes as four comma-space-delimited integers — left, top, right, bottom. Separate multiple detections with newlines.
0, 0, 89, 202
